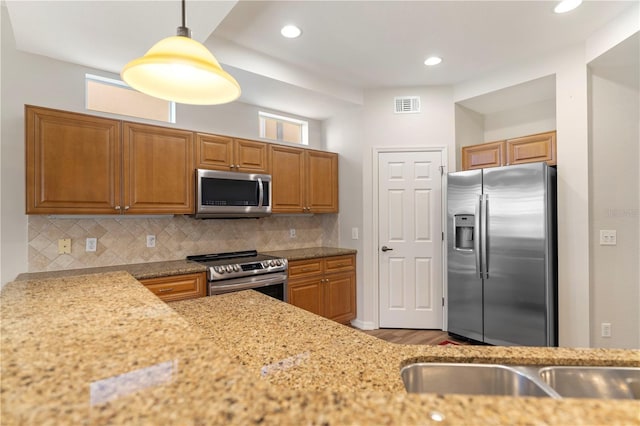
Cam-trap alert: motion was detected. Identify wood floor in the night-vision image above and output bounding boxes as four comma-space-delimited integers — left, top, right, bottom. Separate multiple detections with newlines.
357, 328, 468, 345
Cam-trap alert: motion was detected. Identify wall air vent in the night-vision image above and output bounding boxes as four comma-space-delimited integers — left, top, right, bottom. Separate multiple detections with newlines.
394, 96, 421, 114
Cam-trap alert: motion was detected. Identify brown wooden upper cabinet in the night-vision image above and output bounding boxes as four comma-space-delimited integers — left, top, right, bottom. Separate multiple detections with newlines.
195, 133, 269, 173
461, 131, 556, 171
123, 123, 193, 214
26, 105, 194, 215
506, 131, 556, 166
269, 145, 338, 213
461, 141, 505, 170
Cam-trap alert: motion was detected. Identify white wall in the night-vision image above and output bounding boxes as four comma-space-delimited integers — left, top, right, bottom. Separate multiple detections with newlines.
589, 69, 639, 349
323, 107, 365, 324
483, 99, 556, 142
325, 86, 455, 329
453, 105, 484, 171
0, 6, 323, 285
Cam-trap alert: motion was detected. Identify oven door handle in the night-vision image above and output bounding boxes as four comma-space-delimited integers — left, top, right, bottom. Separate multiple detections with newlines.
209, 274, 287, 293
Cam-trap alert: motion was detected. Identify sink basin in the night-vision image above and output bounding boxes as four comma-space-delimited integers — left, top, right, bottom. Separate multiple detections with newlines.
401, 363, 555, 397
539, 366, 640, 399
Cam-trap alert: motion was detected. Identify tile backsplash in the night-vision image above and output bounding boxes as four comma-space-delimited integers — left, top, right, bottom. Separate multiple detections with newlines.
28, 214, 339, 272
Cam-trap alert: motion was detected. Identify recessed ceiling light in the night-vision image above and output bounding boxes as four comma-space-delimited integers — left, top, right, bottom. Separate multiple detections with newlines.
554, 0, 583, 14
424, 56, 442, 66
281, 25, 302, 39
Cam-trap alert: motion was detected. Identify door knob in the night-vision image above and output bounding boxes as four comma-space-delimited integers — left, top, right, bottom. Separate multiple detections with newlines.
381, 246, 393, 252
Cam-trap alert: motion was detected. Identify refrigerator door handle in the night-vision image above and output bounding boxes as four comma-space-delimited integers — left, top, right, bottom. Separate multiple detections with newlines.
475, 195, 482, 278
482, 194, 489, 279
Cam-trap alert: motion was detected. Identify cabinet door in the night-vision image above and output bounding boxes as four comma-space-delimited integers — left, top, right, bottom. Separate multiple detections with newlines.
323, 272, 356, 324
123, 123, 194, 214
306, 150, 338, 213
269, 145, 305, 213
506, 131, 556, 166
140, 272, 206, 302
461, 141, 505, 170
234, 138, 269, 173
288, 278, 324, 317
25, 105, 121, 214
195, 133, 233, 171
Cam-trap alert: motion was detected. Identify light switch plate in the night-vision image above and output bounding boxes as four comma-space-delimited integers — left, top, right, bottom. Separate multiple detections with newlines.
146, 235, 156, 248
351, 227, 359, 240
599, 230, 617, 246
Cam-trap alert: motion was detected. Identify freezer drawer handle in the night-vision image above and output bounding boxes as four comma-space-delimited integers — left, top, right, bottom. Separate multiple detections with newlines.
381, 246, 393, 252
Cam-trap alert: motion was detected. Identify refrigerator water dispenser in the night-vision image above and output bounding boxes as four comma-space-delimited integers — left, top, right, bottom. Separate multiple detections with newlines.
454, 215, 475, 250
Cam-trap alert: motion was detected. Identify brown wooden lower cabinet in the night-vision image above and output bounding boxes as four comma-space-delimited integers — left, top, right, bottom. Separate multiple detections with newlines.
287, 254, 356, 324
139, 272, 207, 302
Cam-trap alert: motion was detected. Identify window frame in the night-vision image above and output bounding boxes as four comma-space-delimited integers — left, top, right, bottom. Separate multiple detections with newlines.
258, 111, 309, 145
85, 73, 176, 124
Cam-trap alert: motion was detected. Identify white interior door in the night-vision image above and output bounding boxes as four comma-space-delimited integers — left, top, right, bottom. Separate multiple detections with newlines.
378, 151, 443, 329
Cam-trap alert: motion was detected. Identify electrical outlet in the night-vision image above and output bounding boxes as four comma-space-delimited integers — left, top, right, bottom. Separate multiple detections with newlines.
601, 322, 612, 338
599, 230, 617, 246
58, 239, 71, 254
289, 228, 296, 239
146, 235, 156, 248
85, 238, 97, 252
351, 227, 359, 240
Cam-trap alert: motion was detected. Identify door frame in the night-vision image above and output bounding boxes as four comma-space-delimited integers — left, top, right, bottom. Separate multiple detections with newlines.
372, 146, 449, 330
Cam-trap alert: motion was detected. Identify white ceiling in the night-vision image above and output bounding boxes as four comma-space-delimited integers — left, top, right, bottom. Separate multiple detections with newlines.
4, 1, 638, 119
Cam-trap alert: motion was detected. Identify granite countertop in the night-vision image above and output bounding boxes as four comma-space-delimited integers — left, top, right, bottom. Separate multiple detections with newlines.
2, 273, 639, 425
14, 259, 206, 282
262, 246, 357, 261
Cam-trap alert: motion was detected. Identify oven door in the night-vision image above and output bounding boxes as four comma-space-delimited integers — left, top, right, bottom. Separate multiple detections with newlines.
208, 273, 287, 302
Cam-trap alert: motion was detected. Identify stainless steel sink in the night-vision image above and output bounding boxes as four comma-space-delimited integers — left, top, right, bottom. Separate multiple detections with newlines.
400, 363, 557, 397
539, 366, 640, 399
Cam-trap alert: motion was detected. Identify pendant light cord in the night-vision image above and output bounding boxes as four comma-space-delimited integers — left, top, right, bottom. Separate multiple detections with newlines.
177, 0, 190, 38
182, 0, 186, 28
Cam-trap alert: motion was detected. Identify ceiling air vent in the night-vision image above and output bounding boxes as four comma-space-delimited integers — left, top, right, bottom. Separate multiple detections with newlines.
394, 96, 421, 114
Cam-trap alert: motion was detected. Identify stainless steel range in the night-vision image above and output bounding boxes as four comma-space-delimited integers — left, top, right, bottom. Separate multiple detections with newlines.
187, 250, 288, 301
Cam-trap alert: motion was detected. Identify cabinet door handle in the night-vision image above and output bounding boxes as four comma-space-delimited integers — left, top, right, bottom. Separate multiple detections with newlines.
158, 288, 174, 293
115, 206, 121, 211
124, 205, 130, 211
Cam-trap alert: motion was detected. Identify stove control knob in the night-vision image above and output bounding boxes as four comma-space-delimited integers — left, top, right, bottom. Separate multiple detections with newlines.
225, 265, 232, 273
275, 259, 282, 266
213, 266, 221, 274
233, 264, 240, 272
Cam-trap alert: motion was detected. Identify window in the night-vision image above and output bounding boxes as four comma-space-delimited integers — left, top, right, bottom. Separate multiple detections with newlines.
259, 111, 308, 145
85, 74, 175, 123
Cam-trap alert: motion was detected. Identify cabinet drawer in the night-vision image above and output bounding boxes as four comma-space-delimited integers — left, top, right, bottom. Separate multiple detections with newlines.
288, 259, 323, 278
324, 255, 355, 274
140, 272, 206, 302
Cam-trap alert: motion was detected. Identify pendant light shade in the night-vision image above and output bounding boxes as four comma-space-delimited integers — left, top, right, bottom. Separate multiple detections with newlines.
121, 1, 240, 105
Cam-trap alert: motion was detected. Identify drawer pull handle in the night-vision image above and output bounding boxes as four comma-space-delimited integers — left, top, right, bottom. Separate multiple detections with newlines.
158, 288, 174, 293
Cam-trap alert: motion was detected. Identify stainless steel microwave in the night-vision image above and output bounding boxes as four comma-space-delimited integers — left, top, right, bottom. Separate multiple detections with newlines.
194, 169, 271, 218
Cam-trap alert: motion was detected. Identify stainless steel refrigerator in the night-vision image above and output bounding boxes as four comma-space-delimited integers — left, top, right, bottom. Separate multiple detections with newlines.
447, 162, 557, 346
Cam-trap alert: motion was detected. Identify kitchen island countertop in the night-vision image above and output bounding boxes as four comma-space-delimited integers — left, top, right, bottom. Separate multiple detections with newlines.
1, 272, 639, 425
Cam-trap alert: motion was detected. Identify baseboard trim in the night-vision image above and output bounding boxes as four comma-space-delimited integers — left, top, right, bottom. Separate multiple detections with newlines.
350, 318, 376, 330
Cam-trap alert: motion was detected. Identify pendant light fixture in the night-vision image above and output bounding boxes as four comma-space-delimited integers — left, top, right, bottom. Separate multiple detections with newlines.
121, 0, 240, 105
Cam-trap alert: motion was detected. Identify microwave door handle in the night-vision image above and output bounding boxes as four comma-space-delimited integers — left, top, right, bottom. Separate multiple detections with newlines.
257, 178, 264, 207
